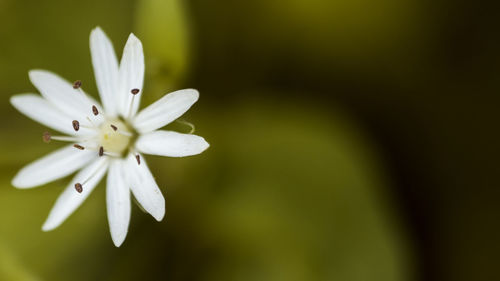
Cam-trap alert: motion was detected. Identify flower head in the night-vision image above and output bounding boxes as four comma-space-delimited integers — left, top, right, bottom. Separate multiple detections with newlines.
10, 27, 209, 246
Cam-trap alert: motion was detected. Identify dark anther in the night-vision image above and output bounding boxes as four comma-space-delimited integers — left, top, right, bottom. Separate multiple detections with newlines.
73, 80, 82, 89
42, 132, 51, 143
92, 105, 99, 116
72, 120, 80, 131
131, 88, 140, 95
73, 144, 85, 150
110, 124, 117, 131
99, 146, 104, 157
135, 154, 141, 165
75, 183, 83, 193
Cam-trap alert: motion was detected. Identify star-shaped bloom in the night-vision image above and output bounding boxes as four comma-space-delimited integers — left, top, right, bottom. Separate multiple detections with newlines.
10, 27, 209, 246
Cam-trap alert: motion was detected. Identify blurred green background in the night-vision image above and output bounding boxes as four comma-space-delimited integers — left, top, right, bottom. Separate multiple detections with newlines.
0, 0, 499, 280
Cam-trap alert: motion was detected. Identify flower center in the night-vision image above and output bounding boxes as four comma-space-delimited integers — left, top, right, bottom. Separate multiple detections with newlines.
98, 119, 135, 157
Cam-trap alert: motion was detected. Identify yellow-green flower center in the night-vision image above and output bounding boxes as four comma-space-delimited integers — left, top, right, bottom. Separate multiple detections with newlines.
98, 119, 135, 157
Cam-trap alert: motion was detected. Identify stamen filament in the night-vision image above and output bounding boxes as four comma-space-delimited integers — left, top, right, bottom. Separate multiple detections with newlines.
86, 117, 96, 127
46, 135, 98, 146
175, 119, 196, 134
50, 136, 81, 142
127, 95, 136, 119
80, 124, 98, 130
117, 130, 132, 137
79, 158, 108, 187
104, 151, 121, 157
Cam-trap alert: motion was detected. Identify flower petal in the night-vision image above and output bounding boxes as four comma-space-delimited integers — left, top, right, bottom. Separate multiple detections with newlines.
106, 160, 131, 247
118, 33, 144, 118
124, 153, 165, 221
10, 94, 93, 136
132, 89, 199, 133
12, 145, 97, 189
136, 130, 209, 157
90, 27, 120, 116
42, 158, 108, 231
28, 70, 103, 123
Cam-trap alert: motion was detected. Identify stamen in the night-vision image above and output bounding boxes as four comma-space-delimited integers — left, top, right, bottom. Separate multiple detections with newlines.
92, 105, 99, 116
99, 146, 104, 157
74, 183, 83, 193
72, 120, 80, 131
127, 88, 141, 118
77, 158, 108, 189
110, 124, 132, 137
175, 119, 196, 134
43, 134, 94, 144
73, 80, 82, 89
135, 154, 141, 165
73, 144, 85, 150
42, 132, 51, 143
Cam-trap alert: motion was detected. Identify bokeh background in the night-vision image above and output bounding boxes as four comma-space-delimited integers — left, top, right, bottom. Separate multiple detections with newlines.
0, 0, 499, 280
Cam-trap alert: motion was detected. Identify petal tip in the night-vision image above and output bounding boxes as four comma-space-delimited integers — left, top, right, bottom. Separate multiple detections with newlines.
11, 180, 21, 188
90, 26, 112, 44
28, 69, 43, 80
153, 209, 165, 222
11, 173, 34, 189
41, 221, 55, 232
111, 233, 127, 247
28, 68, 48, 75
186, 88, 199, 100
124, 33, 143, 51
191, 135, 210, 155
11, 178, 22, 188
146, 197, 165, 222
127, 32, 140, 42
201, 138, 210, 152
9, 94, 37, 111
90, 26, 104, 36
9, 95, 21, 107
28, 69, 56, 86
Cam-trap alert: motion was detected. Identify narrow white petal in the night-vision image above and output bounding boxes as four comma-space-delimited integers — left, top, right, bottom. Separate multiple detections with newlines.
28, 70, 103, 123
106, 161, 131, 247
90, 27, 119, 116
136, 130, 209, 157
12, 145, 96, 189
125, 154, 165, 221
118, 33, 144, 118
10, 94, 91, 136
42, 158, 108, 231
133, 89, 199, 133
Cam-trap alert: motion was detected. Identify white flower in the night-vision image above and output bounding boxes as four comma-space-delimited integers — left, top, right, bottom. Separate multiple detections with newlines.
9, 27, 209, 247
